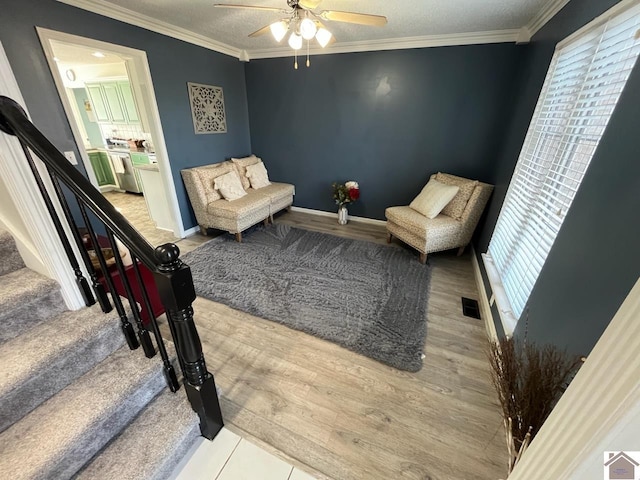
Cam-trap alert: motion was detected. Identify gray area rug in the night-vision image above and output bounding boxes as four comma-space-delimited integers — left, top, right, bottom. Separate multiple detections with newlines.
183, 225, 431, 371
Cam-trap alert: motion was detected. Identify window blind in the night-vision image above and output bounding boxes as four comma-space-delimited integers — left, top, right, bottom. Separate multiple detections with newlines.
486, 2, 640, 323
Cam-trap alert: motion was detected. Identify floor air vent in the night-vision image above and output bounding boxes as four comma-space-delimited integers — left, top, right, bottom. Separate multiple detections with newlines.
461, 297, 481, 319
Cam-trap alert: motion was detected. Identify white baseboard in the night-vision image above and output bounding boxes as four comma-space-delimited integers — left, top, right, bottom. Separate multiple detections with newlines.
470, 245, 498, 343
290, 206, 387, 226
182, 225, 200, 238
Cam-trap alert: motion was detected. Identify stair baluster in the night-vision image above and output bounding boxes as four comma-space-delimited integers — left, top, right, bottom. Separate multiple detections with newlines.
77, 201, 139, 351
106, 229, 155, 359
15, 142, 95, 307
48, 171, 112, 313
130, 252, 180, 392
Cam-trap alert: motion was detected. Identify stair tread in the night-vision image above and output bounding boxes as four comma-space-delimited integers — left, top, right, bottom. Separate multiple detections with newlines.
0, 268, 66, 345
0, 302, 113, 394
0, 301, 127, 432
77, 389, 200, 480
0, 344, 167, 480
0, 267, 58, 308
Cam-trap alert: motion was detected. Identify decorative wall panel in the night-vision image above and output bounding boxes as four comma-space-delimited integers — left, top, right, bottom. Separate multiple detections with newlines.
188, 82, 227, 134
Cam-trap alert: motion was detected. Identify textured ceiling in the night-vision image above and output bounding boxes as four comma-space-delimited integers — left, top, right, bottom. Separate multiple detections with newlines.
64, 0, 559, 55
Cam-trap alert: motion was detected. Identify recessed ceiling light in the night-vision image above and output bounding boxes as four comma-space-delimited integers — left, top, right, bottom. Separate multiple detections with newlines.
92, 51, 105, 58
53, 57, 60, 62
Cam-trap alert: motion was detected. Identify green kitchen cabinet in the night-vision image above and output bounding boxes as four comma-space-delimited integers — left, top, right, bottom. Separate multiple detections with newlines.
88, 151, 115, 187
130, 152, 149, 192
86, 85, 110, 123
130, 152, 150, 165
102, 83, 127, 123
99, 152, 115, 185
85, 81, 140, 126
117, 81, 140, 124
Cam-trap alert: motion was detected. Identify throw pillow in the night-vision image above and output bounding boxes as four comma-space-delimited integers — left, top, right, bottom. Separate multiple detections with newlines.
245, 161, 271, 189
435, 173, 479, 220
231, 155, 261, 190
214, 171, 247, 201
409, 179, 460, 219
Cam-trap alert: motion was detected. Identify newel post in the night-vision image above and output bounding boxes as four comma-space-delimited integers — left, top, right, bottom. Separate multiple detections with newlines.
153, 243, 224, 440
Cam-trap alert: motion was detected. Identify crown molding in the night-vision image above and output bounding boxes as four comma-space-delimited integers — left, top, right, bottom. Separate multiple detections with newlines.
55, 0, 569, 61
526, 0, 572, 37
248, 29, 522, 59
56, 0, 242, 59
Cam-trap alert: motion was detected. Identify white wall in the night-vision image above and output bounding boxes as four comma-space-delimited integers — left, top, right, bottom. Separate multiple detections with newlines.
0, 173, 48, 276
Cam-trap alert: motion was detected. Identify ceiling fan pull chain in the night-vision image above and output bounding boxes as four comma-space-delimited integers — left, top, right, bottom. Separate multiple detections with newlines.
294, 50, 298, 69
306, 40, 310, 67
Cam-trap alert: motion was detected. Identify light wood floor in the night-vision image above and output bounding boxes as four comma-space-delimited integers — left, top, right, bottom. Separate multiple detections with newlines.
164, 211, 507, 480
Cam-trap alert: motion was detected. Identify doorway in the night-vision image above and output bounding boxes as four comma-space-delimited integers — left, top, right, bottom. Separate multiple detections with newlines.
37, 28, 186, 245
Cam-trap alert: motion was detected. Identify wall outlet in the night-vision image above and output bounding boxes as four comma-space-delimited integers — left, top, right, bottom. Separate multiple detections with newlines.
64, 151, 77, 165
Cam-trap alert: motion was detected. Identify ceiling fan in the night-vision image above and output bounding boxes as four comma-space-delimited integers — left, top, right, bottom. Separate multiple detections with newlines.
214, 0, 387, 64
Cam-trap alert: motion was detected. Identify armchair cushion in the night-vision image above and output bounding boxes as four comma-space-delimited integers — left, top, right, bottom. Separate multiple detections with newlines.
194, 162, 235, 203
206, 192, 270, 219
386, 206, 461, 246
435, 172, 479, 220
409, 179, 459, 219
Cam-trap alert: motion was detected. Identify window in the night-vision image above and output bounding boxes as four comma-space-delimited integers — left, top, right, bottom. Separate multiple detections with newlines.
483, 1, 640, 334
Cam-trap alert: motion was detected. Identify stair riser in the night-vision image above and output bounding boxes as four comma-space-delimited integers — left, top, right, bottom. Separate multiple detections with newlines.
0, 320, 125, 433
0, 289, 65, 344
75, 389, 200, 480
0, 232, 25, 277
48, 364, 167, 480
149, 422, 201, 480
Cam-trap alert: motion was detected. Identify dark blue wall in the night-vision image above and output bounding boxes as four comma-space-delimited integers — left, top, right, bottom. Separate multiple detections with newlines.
475, 0, 640, 356
245, 46, 523, 219
0, 0, 251, 230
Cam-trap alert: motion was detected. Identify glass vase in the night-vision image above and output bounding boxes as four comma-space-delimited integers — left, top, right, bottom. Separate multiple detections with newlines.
338, 205, 348, 225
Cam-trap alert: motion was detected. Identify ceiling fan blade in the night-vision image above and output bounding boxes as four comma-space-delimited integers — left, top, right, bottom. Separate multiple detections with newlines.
298, 0, 323, 8
248, 24, 272, 37
320, 10, 387, 27
213, 4, 287, 13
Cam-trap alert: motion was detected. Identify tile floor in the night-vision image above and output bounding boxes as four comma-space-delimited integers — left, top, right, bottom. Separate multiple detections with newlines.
102, 191, 177, 247
169, 428, 317, 480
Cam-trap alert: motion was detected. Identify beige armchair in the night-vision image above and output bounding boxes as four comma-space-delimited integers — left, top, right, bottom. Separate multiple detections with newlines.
181, 157, 294, 242
385, 173, 493, 263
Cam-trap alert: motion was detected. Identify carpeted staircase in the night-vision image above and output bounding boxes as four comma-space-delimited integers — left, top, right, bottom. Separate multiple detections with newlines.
0, 228, 200, 480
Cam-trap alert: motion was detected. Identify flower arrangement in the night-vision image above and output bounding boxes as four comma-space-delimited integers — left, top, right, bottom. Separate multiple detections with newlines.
332, 181, 360, 207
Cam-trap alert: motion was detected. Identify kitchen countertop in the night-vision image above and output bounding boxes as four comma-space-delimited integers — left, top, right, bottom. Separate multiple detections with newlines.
134, 164, 160, 172
86, 147, 154, 155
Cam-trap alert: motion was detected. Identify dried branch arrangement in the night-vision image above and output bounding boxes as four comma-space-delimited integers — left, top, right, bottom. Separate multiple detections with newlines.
487, 336, 583, 474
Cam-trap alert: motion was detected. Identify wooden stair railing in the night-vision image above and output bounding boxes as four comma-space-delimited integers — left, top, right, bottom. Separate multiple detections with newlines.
0, 95, 223, 440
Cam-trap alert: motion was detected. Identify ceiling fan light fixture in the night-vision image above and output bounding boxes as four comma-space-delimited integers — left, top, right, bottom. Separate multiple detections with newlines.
315, 28, 332, 48
300, 17, 317, 40
288, 32, 303, 50
270, 21, 288, 42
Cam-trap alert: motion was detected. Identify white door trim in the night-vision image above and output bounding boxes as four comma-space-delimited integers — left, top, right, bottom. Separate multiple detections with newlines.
36, 28, 186, 238
509, 277, 640, 478
0, 41, 85, 309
